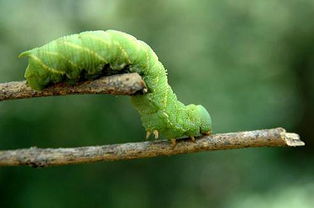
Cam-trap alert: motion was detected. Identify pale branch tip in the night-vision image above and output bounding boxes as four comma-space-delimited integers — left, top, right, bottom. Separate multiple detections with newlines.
0, 73, 147, 102
0, 128, 305, 168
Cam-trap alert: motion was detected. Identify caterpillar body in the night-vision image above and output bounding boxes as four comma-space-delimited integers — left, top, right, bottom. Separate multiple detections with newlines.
19, 30, 212, 140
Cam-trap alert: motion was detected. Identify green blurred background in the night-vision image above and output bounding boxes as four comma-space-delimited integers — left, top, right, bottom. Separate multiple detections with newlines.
0, 0, 313, 207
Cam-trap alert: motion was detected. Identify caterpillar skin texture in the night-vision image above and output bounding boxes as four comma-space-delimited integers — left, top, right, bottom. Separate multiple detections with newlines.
19, 30, 212, 140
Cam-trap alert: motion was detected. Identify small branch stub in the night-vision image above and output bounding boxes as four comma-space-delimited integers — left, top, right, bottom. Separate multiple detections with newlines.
0, 73, 147, 102
0, 128, 304, 168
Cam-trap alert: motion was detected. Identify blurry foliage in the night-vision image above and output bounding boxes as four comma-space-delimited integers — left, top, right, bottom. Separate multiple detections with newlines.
0, 0, 313, 207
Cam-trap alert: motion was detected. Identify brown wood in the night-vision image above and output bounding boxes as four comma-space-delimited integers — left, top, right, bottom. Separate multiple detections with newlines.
0, 73, 147, 101
0, 128, 304, 167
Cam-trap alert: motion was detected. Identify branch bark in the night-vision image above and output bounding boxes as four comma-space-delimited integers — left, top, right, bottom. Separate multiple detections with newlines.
0, 73, 147, 101
0, 128, 304, 167
0, 76, 305, 167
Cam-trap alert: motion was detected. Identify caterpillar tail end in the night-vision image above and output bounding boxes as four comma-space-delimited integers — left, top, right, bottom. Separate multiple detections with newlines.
18, 50, 31, 58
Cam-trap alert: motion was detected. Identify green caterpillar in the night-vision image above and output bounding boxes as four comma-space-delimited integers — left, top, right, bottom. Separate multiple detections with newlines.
19, 30, 212, 142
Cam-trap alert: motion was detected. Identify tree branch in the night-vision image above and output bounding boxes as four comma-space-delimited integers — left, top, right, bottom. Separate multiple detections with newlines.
0, 128, 304, 167
0, 73, 147, 101
0, 76, 305, 167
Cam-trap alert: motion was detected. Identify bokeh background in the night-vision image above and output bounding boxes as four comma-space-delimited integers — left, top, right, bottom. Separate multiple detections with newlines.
0, 0, 313, 207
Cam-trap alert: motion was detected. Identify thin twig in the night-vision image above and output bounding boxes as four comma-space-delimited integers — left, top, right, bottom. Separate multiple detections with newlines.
0, 128, 304, 167
0, 73, 147, 101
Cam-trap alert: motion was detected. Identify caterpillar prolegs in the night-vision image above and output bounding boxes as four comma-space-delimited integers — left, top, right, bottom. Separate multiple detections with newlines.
19, 30, 212, 141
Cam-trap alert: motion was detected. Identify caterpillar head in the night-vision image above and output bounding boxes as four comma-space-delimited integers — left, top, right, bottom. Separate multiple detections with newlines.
187, 104, 212, 136
197, 105, 212, 135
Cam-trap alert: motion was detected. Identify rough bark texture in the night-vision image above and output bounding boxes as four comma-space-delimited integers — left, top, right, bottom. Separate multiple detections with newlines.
0, 73, 147, 101
0, 128, 304, 167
